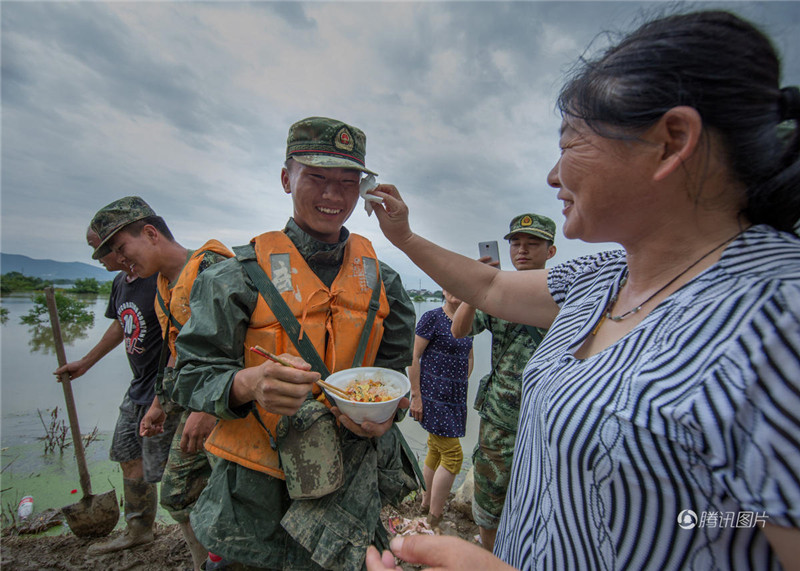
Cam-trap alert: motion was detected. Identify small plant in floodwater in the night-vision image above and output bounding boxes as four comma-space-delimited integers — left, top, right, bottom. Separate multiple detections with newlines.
38, 408, 69, 454
83, 426, 100, 448
1, 497, 19, 534
37, 407, 100, 454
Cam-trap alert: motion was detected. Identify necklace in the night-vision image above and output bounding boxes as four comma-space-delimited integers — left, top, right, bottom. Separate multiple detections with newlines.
591, 232, 742, 336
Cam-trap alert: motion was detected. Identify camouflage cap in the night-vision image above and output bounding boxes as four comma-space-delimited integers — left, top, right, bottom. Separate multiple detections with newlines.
503, 213, 556, 242
90, 196, 156, 259
286, 116, 377, 175
92, 241, 113, 260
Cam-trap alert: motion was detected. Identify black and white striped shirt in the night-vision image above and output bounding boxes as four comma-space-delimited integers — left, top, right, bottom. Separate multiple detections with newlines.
495, 225, 800, 570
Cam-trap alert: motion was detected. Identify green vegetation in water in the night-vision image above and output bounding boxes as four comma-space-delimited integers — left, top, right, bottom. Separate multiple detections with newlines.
1, 272, 112, 296
0, 439, 175, 536
0, 306, 8, 324
37, 408, 70, 455
70, 277, 112, 295
1, 271, 53, 295
21, 291, 94, 327
70, 278, 101, 294
2, 404, 107, 536
35, 407, 101, 455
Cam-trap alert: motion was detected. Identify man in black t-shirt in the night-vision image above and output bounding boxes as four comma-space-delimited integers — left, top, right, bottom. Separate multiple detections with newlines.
105, 271, 162, 406
55, 227, 180, 553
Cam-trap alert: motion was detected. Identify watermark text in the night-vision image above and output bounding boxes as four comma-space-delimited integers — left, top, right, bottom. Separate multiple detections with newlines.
677, 510, 769, 530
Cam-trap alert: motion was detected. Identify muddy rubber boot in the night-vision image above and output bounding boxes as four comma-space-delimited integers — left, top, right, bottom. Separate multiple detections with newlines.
88, 479, 157, 555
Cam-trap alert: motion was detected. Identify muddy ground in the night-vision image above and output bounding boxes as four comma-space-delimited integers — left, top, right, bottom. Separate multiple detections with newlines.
0, 493, 479, 570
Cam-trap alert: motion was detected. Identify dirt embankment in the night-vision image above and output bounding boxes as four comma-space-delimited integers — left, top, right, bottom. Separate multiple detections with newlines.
1, 492, 480, 570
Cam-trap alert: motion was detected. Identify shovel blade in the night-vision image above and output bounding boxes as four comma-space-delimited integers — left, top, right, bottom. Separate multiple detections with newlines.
62, 490, 120, 538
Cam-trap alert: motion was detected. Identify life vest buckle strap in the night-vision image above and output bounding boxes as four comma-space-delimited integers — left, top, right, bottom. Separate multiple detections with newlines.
251, 406, 278, 450
238, 257, 331, 378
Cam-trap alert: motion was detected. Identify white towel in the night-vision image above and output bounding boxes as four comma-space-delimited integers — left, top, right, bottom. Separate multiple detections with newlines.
359, 174, 382, 216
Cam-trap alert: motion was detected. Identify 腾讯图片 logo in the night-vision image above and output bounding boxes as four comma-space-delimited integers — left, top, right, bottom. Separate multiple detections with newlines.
677, 509, 769, 530
677, 509, 698, 529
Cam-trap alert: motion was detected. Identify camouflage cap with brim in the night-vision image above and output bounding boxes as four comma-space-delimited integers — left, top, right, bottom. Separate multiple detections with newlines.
503, 213, 557, 242
90, 196, 156, 259
286, 116, 378, 176
93, 242, 113, 260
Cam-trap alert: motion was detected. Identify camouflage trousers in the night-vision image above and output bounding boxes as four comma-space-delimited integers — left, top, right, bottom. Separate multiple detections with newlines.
472, 419, 516, 529
160, 409, 214, 523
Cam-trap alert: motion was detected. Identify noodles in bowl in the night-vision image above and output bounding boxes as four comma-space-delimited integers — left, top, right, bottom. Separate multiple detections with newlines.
323, 367, 410, 424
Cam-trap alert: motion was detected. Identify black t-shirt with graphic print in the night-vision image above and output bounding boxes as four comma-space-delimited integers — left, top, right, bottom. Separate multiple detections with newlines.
105, 272, 162, 405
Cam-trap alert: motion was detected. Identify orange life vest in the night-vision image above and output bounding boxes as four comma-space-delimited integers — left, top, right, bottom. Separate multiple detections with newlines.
155, 239, 233, 358
203, 231, 390, 479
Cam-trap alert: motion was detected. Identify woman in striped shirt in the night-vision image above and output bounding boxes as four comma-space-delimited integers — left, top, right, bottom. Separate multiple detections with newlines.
366, 9, 800, 571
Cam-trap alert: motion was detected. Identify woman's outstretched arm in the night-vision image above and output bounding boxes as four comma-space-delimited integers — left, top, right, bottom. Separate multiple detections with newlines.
370, 184, 559, 328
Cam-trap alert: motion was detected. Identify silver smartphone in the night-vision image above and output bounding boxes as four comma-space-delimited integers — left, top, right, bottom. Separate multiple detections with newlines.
478, 241, 500, 268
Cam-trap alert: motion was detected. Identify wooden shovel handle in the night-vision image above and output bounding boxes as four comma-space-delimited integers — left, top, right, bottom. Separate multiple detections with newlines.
45, 287, 93, 497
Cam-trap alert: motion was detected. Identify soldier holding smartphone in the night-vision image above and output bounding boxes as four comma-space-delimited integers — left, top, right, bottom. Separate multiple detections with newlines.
452, 213, 556, 552
478, 241, 501, 268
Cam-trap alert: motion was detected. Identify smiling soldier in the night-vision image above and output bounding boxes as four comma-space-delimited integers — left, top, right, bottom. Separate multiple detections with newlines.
450, 212, 557, 552
171, 117, 418, 570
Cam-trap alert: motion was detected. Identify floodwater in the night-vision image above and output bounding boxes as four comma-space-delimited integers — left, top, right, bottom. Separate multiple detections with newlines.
1, 293, 132, 448
0, 294, 132, 447
1, 293, 131, 527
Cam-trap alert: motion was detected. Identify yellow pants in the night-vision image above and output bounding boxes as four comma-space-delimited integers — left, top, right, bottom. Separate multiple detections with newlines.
424, 433, 463, 475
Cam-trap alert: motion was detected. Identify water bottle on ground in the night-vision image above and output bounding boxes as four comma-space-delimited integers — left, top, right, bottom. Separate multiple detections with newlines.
17, 496, 33, 520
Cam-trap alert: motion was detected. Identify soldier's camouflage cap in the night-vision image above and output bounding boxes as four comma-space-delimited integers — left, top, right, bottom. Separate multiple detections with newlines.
286, 117, 377, 176
90, 196, 156, 259
503, 213, 557, 242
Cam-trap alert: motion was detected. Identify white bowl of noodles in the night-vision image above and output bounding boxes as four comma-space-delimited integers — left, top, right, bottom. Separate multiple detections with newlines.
323, 367, 410, 424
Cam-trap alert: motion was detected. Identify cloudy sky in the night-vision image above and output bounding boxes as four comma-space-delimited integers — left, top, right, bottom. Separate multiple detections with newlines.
2, 1, 799, 290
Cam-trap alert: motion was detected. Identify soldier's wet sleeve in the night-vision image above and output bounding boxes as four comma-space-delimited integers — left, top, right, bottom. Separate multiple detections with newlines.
374, 260, 415, 372
173, 258, 259, 419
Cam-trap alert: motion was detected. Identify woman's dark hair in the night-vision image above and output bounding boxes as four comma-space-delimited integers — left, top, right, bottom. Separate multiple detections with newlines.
557, 10, 800, 233
122, 216, 175, 241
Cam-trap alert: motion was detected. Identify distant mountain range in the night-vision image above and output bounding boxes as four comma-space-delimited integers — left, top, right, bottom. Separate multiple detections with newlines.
1, 253, 112, 281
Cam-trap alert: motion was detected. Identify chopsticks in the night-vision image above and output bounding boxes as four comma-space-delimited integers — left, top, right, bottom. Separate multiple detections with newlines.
250, 345, 292, 366
316, 379, 351, 400
248, 346, 352, 400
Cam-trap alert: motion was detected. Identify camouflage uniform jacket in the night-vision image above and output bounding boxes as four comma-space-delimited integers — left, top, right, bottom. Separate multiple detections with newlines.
173, 218, 416, 569
470, 309, 546, 433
